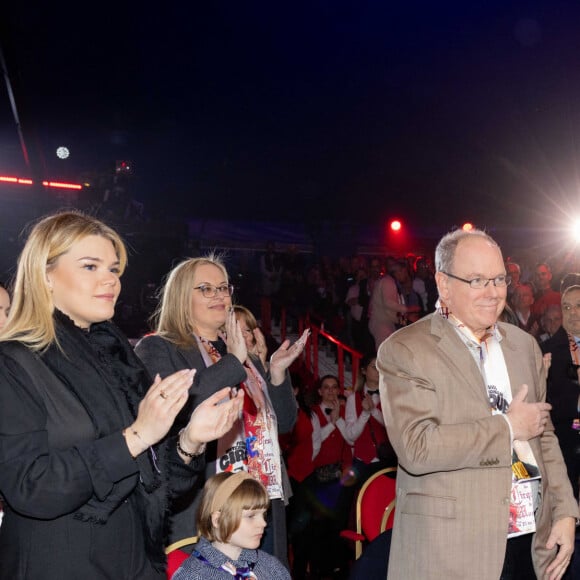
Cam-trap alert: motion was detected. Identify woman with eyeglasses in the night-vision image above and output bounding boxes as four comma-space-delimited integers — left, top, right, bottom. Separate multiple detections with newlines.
135, 256, 308, 568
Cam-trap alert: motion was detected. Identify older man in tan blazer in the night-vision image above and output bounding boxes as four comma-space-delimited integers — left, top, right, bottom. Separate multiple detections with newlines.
378, 229, 579, 580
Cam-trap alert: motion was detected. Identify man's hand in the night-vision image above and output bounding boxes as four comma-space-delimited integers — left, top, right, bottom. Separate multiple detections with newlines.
506, 384, 551, 441
545, 517, 576, 580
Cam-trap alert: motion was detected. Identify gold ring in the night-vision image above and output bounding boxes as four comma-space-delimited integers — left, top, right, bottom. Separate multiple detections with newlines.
159, 391, 168, 400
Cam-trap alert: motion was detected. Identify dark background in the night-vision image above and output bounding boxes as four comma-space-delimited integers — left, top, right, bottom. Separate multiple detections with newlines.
2, 1, 580, 252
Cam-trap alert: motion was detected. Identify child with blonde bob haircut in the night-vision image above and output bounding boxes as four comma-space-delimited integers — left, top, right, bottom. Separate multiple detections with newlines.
173, 472, 290, 579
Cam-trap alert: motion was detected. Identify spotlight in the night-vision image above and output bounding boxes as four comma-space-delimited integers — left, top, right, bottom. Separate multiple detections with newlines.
571, 219, 580, 243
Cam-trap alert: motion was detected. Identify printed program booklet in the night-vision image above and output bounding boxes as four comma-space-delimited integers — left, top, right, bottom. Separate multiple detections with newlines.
508, 443, 541, 538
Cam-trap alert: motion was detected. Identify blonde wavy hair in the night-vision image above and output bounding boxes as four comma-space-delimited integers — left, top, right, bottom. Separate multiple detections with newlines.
153, 254, 229, 348
0, 211, 127, 350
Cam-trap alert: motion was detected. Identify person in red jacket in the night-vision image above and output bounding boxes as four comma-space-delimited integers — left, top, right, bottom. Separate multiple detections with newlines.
345, 355, 396, 487
311, 375, 353, 474
287, 377, 354, 579
309, 375, 354, 578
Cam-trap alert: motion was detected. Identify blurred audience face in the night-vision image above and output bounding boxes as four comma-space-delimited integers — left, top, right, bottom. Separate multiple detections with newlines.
363, 357, 379, 388
351, 255, 366, 273
355, 267, 367, 282
513, 284, 534, 312
390, 261, 410, 285
318, 376, 340, 405
415, 258, 433, 280
0, 286, 10, 330
542, 305, 562, 337
506, 263, 521, 286
235, 310, 257, 350
562, 288, 580, 336
369, 259, 382, 280
534, 264, 552, 291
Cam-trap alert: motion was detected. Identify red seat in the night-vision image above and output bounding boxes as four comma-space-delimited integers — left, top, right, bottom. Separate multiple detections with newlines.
165, 536, 198, 579
340, 467, 397, 559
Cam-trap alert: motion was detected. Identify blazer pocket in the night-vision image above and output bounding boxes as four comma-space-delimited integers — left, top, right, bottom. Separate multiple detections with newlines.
400, 493, 456, 519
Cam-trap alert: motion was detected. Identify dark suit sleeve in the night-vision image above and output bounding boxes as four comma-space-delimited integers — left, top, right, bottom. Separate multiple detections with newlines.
164, 435, 205, 498
0, 353, 139, 519
531, 338, 580, 522
135, 334, 247, 405
542, 333, 579, 426
134, 334, 187, 378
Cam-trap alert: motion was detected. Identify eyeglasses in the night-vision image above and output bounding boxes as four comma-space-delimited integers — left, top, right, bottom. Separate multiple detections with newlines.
193, 283, 234, 298
441, 271, 511, 289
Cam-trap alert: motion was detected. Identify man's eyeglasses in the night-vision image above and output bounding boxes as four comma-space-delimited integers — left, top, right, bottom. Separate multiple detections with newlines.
441, 271, 511, 289
193, 284, 234, 298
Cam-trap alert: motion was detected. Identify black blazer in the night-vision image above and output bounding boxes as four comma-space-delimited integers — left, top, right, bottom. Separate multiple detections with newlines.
541, 326, 580, 431
134, 334, 297, 434
134, 333, 297, 547
0, 339, 201, 580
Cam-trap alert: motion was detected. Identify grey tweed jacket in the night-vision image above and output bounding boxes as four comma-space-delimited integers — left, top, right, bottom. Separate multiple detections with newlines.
172, 537, 290, 580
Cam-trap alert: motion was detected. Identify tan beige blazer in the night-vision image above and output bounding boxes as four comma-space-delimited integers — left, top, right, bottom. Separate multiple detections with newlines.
378, 314, 578, 580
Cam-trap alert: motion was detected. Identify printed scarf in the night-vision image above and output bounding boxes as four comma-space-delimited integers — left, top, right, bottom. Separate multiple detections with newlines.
197, 336, 283, 500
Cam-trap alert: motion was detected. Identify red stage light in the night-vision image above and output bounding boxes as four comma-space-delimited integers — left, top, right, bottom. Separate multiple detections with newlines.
42, 180, 82, 190
0, 175, 32, 184
390, 219, 402, 232
0, 175, 82, 190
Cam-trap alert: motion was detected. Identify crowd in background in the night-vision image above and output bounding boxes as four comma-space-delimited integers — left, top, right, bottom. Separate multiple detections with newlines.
255, 244, 578, 356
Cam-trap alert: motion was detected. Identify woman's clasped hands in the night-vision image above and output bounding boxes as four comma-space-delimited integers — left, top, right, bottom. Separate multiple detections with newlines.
125, 369, 244, 460
126, 369, 195, 456
181, 387, 244, 453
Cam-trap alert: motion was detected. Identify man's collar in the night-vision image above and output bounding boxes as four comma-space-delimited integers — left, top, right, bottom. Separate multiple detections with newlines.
442, 312, 501, 345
